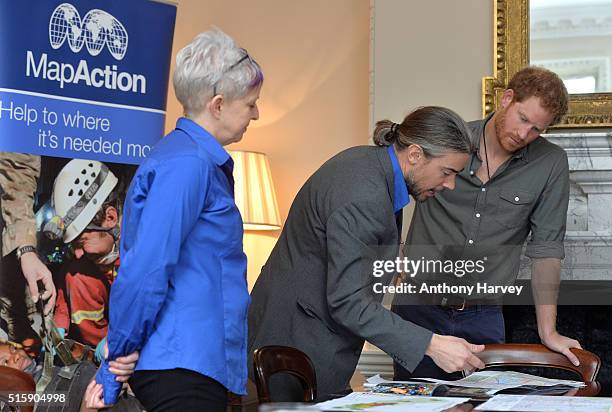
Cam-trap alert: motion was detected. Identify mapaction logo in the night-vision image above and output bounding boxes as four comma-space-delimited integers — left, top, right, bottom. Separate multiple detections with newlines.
49, 3, 128, 61
24, 3, 146, 94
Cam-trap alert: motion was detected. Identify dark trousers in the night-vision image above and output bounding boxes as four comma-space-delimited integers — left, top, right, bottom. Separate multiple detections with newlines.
392, 304, 505, 380
129, 368, 228, 412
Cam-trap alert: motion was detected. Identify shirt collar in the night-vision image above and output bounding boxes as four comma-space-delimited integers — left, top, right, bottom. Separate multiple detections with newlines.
387, 145, 410, 214
474, 112, 530, 163
175, 117, 231, 167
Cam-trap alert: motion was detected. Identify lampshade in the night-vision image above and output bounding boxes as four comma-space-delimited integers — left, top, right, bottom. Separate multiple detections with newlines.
229, 150, 281, 230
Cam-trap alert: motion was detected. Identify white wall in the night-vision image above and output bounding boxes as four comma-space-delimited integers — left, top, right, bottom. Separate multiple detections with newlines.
372, 0, 493, 125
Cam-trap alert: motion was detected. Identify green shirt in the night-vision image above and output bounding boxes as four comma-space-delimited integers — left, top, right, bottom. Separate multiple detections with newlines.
401, 114, 569, 293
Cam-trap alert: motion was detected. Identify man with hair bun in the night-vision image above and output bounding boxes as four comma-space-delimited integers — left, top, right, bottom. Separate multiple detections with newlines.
249, 106, 488, 401
393, 66, 582, 381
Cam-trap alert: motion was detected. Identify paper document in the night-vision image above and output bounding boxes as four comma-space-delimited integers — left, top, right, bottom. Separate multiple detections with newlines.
475, 394, 612, 411
418, 370, 585, 393
314, 392, 470, 411
365, 374, 388, 386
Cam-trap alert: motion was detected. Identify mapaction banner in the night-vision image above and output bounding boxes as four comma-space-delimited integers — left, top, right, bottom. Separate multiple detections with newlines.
0, 0, 176, 164
0, 0, 176, 369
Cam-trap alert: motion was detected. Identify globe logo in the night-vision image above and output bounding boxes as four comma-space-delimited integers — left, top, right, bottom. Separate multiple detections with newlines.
49, 3, 128, 61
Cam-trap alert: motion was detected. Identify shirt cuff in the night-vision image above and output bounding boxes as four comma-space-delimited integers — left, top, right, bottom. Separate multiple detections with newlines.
13, 222, 37, 249
525, 241, 565, 259
96, 361, 122, 405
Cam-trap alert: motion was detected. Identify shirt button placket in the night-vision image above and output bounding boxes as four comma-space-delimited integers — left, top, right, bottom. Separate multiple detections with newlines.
468, 186, 487, 247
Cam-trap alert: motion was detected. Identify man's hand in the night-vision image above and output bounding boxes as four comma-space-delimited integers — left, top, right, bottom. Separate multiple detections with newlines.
541, 330, 582, 366
103, 340, 140, 382
20, 252, 56, 314
425, 334, 485, 373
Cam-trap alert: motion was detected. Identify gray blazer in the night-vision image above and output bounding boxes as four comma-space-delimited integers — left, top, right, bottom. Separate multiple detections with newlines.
248, 146, 433, 400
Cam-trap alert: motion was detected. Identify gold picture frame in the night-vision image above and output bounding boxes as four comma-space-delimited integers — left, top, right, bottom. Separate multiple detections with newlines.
482, 0, 612, 128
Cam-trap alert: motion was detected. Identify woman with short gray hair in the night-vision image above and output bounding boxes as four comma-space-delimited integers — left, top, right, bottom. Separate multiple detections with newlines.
93, 29, 263, 411
173, 29, 263, 117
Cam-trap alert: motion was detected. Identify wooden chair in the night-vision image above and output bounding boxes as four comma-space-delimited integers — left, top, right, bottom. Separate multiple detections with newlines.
0, 365, 35, 412
252, 345, 317, 403
477, 343, 601, 396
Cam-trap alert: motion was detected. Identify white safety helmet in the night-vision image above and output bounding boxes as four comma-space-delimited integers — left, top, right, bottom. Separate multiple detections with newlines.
51, 159, 118, 243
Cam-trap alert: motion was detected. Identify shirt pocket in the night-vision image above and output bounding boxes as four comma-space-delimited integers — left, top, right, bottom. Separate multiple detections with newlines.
493, 188, 535, 229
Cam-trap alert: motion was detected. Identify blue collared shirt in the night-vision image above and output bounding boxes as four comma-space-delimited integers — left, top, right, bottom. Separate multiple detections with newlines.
100, 118, 250, 399
387, 145, 410, 213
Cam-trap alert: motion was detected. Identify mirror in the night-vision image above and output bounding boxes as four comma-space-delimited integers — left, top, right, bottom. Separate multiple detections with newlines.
483, 0, 612, 128
531, 0, 612, 94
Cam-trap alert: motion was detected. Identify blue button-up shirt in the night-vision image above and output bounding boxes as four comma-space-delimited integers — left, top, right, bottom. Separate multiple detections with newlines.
98, 118, 250, 402
387, 145, 410, 213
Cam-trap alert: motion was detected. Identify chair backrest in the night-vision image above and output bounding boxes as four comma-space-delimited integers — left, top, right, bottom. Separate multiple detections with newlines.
477, 343, 600, 382
253, 345, 317, 403
0, 365, 35, 412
